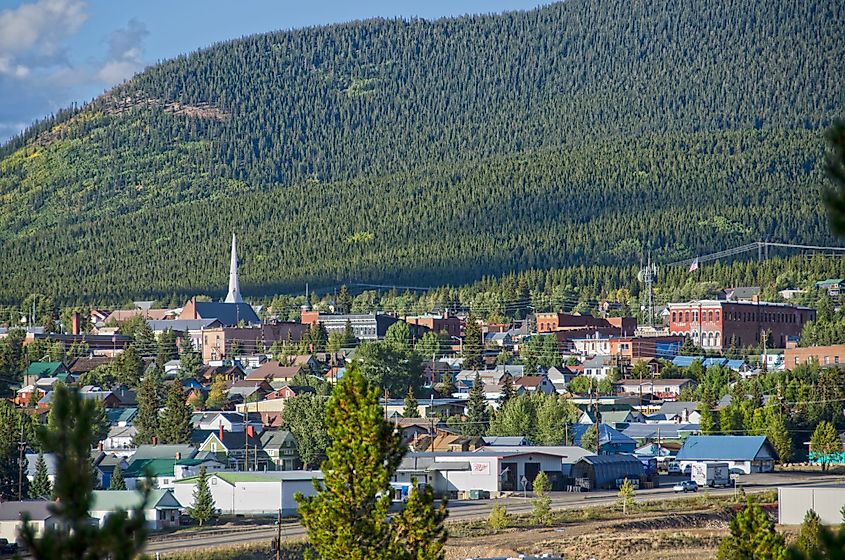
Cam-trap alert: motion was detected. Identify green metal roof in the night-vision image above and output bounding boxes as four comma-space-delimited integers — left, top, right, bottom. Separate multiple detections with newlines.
25, 361, 67, 376
123, 458, 175, 478
91, 489, 180, 511
174, 471, 322, 485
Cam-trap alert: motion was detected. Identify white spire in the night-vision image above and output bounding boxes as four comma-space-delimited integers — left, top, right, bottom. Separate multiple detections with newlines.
224, 233, 243, 303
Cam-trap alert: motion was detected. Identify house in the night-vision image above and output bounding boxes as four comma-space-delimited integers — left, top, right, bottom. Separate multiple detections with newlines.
69, 356, 115, 375
285, 354, 321, 374
244, 361, 304, 383
199, 324, 307, 362
95, 453, 130, 488
101, 425, 137, 452
195, 429, 267, 470
24, 361, 69, 381
105, 407, 138, 427
192, 411, 261, 433
579, 409, 644, 429
484, 332, 513, 348
815, 279, 845, 297
258, 430, 300, 470
656, 401, 701, 424
197, 364, 245, 383
546, 366, 578, 392
570, 455, 644, 490
226, 379, 274, 404
173, 471, 323, 516
614, 378, 696, 400
513, 374, 556, 394
622, 422, 699, 442
480, 436, 529, 447
90, 490, 181, 530
0, 501, 60, 543
179, 297, 260, 327
581, 356, 616, 379
719, 287, 761, 302
676, 435, 777, 474
15, 384, 47, 406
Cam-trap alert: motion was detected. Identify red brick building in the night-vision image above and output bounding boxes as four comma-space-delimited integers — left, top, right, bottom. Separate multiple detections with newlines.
535, 312, 636, 335
403, 313, 463, 338
667, 300, 814, 350
784, 343, 845, 369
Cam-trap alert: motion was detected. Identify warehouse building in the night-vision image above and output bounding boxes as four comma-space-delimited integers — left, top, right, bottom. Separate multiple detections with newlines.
778, 487, 845, 525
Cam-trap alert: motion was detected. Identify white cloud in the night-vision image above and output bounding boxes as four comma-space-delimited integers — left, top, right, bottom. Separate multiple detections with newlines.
96, 18, 149, 83
0, 0, 87, 76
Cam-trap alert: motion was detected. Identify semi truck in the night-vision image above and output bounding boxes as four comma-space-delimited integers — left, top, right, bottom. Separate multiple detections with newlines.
689, 461, 731, 488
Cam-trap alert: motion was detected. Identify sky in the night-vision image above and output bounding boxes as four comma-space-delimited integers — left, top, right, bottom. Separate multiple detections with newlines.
0, 0, 549, 144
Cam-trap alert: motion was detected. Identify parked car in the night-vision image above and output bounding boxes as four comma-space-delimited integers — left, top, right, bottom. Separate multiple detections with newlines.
673, 480, 699, 493
683, 464, 692, 475
667, 461, 682, 474
0, 539, 18, 555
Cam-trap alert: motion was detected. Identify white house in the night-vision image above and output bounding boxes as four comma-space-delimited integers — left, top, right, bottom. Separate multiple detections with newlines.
172, 471, 323, 516
0, 502, 60, 544
676, 435, 777, 474
90, 490, 181, 531
581, 356, 615, 379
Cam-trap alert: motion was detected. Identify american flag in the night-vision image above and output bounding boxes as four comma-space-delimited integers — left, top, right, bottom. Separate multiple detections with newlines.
689, 257, 700, 273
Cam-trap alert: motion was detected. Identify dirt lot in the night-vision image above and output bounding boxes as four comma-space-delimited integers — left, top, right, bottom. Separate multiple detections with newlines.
445, 509, 735, 560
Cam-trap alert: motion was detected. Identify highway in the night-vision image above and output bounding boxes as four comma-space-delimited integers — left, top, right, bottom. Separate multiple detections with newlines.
144, 471, 841, 556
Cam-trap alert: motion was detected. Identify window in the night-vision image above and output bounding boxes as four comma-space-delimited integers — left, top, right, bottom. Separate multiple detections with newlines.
671, 312, 676, 322
211, 478, 217, 485
693, 312, 698, 321
794, 357, 799, 365
836, 356, 840, 365
708, 311, 713, 321
825, 356, 830, 365
685, 311, 690, 322
715, 311, 720, 321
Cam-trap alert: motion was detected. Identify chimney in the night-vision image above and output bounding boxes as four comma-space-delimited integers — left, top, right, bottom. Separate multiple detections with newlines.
752, 294, 759, 304
152, 436, 158, 446
219, 423, 224, 442
71, 312, 81, 335
97, 442, 103, 452
175, 452, 181, 460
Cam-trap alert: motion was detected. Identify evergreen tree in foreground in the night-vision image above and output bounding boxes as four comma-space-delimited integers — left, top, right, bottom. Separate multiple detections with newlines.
461, 318, 483, 371
188, 466, 215, 526
109, 464, 126, 490
296, 365, 447, 560
497, 375, 516, 408
29, 452, 52, 499
19, 384, 150, 559
402, 387, 420, 418
792, 510, 823, 559
158, 382, 192, 444
716, 499, 786, 560
810, 421, 841, 471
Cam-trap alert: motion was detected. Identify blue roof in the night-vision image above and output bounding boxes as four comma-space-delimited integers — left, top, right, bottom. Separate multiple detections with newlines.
671, 356, 700, 368
701, 358, 728, 368
676, 435, 773, 461
572, 423, 636, 447
725, 360, 747, 371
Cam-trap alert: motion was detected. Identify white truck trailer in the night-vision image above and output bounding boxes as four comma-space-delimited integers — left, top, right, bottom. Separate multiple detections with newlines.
690, 462, 731, 488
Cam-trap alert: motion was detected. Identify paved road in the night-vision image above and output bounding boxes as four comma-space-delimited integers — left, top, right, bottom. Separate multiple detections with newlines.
145, 471, 842, 556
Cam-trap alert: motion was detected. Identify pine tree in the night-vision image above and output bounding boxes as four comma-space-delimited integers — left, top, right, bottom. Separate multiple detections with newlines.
764, 407, 793, 463
792, 510, 823, 558
109, 464, 126, 490
156, 329, 179, 369
179, 336, 201, 379
402, 387, 419, 418
531, 471, 552, 525
581, 424, 598, 453
699, 401, 717, 435
810, 421, 841, 471
188, 466, 215, 527
133, 323, 157, 358
158, 382, 192, 444
463, 373, 489, 437
29, 452, 52, 499
392, 481, 449, 560
617, 477, 635, 515
498, 375, 515, 407
716, 499, 786, 560
204, 375, 227, 410
112, 345, 142, 388
133, 369, 161, 445
19, 383, 150, 559
823, 121, 845, 236
462, 318, 483, 371
296, 365, 405, 559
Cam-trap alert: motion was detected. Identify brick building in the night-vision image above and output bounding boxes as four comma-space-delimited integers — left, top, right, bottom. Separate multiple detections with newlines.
535, 312, 636, 335
201, 323, 308, 362
784, 343, 845, 370
403, 313, 462, 338
667, 300, 814, 351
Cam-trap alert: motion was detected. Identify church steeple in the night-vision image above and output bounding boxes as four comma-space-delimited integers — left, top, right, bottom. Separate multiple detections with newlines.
224, 233, 243, 303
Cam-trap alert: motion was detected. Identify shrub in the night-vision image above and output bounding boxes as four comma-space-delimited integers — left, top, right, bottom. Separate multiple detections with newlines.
489, 504, 509, 531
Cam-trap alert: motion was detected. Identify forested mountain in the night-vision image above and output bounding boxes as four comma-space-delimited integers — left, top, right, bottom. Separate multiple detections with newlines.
0, 0, 842, 304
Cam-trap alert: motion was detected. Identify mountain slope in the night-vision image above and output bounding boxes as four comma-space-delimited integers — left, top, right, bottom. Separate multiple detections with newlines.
0, 0, 842, 303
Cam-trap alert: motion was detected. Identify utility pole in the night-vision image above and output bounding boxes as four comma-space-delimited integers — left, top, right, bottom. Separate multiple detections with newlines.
274, 509, 283, 560
17, 421, 26, 501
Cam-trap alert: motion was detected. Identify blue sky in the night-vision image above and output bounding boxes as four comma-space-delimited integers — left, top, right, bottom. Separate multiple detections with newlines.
0, 0, 548, 144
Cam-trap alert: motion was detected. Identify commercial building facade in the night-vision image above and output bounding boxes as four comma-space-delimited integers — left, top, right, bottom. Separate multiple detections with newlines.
667, 300, 814, 350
